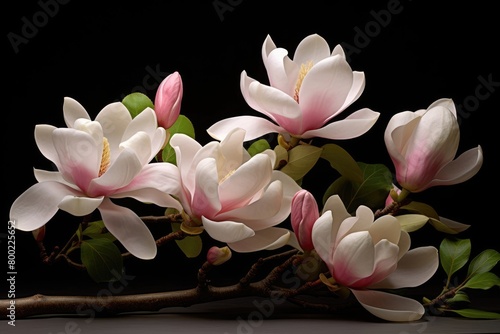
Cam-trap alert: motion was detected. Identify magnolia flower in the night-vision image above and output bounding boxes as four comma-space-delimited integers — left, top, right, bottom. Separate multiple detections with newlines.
169, 128, 302, 252
312, 195, 439, 322
290, 189, 319, 252
207, 33, 380, 142
10, 97, 182, 259
384, 98, 483, 193
154, 71, 183, 129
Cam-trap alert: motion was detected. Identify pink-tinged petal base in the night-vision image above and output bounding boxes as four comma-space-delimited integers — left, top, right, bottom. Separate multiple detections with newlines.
351, 289, 425, 322
98, 198, 157, 260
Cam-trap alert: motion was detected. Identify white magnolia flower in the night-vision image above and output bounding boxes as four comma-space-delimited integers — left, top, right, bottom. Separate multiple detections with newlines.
10, 97, 183, 259
208, 33, 379, 142
312, 195, 439, 322
169, 128, 302, 252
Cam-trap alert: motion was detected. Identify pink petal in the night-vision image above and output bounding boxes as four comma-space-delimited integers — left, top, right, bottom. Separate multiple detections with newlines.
192, 158, 221, 219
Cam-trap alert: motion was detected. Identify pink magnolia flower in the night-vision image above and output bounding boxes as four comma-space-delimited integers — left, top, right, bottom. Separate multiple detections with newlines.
10, 97, 182, 259
154, 71, 183, 129
384, 98, 483, 193
169, 128, 302, 252
207, 33, 380, 142
290, 189, 319, 252
312, 195, 439, 322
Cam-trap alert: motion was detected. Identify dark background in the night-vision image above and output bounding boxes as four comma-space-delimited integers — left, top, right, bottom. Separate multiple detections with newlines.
3, 0, 499, 304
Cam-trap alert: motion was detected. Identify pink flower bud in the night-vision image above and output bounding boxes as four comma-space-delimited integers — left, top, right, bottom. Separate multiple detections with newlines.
291, 189, 319, 252
154, 71, 183, 129
206, 246, 232, 266
32, 225, 46, 242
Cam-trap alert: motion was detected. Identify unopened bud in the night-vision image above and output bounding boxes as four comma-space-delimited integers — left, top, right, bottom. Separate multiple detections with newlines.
206, 246, 232, 266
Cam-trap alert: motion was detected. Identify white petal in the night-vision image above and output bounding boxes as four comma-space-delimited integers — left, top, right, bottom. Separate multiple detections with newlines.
207, 116, 284, 142
293, 34, 331, 65
333, 231, 374, 284
95, 102, 133, 161
63, 97, 90, 127
228, 228, 291, 252
112, 188, 183, 212
370, 246, 439, 290
117, 162, 181, 195
202, 217, 255, 243
264, 47, 298, 95
192, 158, 221, 218
119, 131, 152, 166
311, 211, 334, 266
34, 124, 59, 166
302, 108, 379, 140
58, 195, 103, 216
10, 182, 83, 231
335, 71, 366, 115
98, 198, 157, 260
429, 146, 483, 188
351, 289, 425, 322
369, 215, 401, 245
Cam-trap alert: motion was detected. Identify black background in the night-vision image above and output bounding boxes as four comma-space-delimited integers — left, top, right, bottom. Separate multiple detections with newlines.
3, 0, 499, 302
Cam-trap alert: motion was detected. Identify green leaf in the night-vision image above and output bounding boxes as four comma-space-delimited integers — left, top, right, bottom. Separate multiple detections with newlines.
82, 220, 117, 241
162, 115, 195, 164
447, 308, 500, 319
395, 214, 429, 232
467, 249, 500, 278
280, 144, 323, 181
322, 162, 392, 212
273, 145, 288, 169
172, 223, 202, 258
439, 238, 471, 277
122, 92, 155, 118
81, 238, 124, 283
320, 143, 363, 183
446, 291, 470, 304
463, 272, 500, 290
428, 218, 463, 234
247, 139, 271, 157
400, 200, 440, 220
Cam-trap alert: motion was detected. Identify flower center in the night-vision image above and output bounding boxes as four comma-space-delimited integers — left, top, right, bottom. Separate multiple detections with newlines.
294, 61, 313, 103
99, 137, 110, 177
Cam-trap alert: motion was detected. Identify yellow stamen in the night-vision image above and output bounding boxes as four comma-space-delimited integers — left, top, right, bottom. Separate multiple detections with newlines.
99, 137, 110, 177
294, 61, 313, 103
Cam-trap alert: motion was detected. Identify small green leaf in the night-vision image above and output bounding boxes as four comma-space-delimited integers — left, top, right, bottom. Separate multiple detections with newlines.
82, 220, 116, 241
81, 238, 124, 283
428, 218, 463, 234
247, 139, 271, 157
439, 238, 471, 277
280, 144, 323, 181
320, 143, 363, 183
467, 249, 500, 278
122, 92, 155, 118
162, 115, 195, 164
172, 223, 202, 258
446, 308, 500, 319
446, 291, 470, 304
400, 201, 440, 220
463, 272, 500, 290
395, 214, 429, 232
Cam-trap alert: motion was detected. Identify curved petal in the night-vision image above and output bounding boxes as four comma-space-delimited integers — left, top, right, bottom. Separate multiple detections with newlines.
311, 212, 334, 264
10, 182, 83, 231
202, 216, 255, 243
336, 206, 373, 243
169, 132, 203, 189
113, 188, 182, 212
228, 227, 291, 252
370, 246, 439, 290
369, 215, 401, 245
293, 33, 331, 65
191, 158, 221, 218
52, 128, 100, 188
333, 231, 374, 285
264, 47, 298, 95
98, 198, 157, 260
219, 154, 273, 212
336, 71, 366, 115
207, 116, 284, 142
299, 55, 354, 129
58, 195, 103, 216
428, 146, 483, 189
88, 147, 144, 196
34, 124, 59, 165
302, 108, 379, 140
123, 107, 158, 142
117, 162, 181, 195
351, 289, 425, 322
63, 97, 91, 127
94, 101, 132, 160
119, 131, 153, 166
